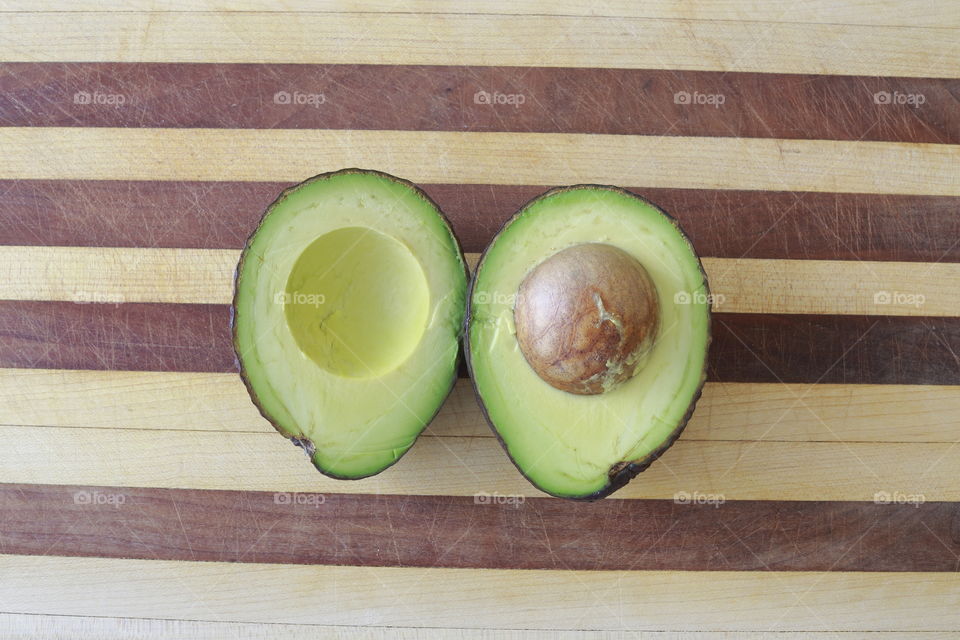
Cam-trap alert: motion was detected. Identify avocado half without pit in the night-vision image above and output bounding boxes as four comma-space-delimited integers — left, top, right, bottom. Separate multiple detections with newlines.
466, 186, 711, 500
232, 169, 467, 479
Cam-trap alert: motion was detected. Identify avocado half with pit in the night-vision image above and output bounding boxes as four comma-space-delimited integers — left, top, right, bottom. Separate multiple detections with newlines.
232, 169, 467, 479
466, 186, 710, 500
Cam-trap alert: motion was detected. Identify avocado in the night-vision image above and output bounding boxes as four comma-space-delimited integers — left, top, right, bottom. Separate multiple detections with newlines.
232, 169, 467, 479
466, 186, 710, 499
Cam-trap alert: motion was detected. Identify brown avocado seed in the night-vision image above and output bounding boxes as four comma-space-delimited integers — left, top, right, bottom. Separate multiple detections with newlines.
514, 243, 660, 395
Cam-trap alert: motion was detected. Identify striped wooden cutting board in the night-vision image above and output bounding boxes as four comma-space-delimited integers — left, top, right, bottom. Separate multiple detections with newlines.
1, 2, 959, 637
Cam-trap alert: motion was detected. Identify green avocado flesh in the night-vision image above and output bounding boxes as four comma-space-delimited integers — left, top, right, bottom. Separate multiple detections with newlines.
233, 170, 467, 479
467, 187, 710, 499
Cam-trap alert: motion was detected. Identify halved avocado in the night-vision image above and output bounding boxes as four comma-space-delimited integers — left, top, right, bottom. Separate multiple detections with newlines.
232, 169, 467, 479
466, 186, 710, 500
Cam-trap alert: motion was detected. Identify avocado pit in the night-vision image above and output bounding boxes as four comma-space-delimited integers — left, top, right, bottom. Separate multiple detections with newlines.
513, 242, 660, 395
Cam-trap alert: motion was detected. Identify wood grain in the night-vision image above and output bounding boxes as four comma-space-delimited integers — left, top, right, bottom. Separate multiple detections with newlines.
4, 370, 960, 444
2, 246, 956, 316
2, 426, 958, 500
2, 554, 960, 631
0, 246, 235, 304
0, 616, 586, 640
709, 314, 960, 385
0, 301, 233, 373
1, 2, 958, 637
2, 128, 958, 196
4, 180, 959, 262
6, 1, 960, 28
2, 615, 955, 640
0, 613, 960, 640
704, 258, 956, 316
1, 484, 958, 571
1, 12, 958, 77
2, 63, 957, 144
2, 302, 956, 385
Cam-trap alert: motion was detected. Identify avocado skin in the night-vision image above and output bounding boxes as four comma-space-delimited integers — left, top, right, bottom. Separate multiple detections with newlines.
230, 168, 469, 481
463, 185, 712, 501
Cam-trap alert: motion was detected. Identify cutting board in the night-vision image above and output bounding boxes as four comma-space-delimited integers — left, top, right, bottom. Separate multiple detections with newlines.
1, 2, 959, 637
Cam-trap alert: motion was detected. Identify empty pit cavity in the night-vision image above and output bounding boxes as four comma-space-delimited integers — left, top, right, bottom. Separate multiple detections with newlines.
284, 226, 429, 378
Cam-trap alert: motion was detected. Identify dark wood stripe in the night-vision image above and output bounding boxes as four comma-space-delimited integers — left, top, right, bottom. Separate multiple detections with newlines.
710, 314, 960, 385
3, 180, 958, 262
1, 63, 957, 143
0, 301, 233, 373
1, 484, 957, 571
1, 301, 956, 385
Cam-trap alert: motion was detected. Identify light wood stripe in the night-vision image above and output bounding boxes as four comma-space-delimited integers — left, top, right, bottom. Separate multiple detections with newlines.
1, 246, 955, 317
4, 369, 960, 444
1, 424, 957, 500
703, 257, 955, 316
6, 1, 959, 29
5, 615, 955, 640
0, 12, 956, 77
1, 128, 957, 196
1, 555, 959, 631
0, 246, 237, 306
